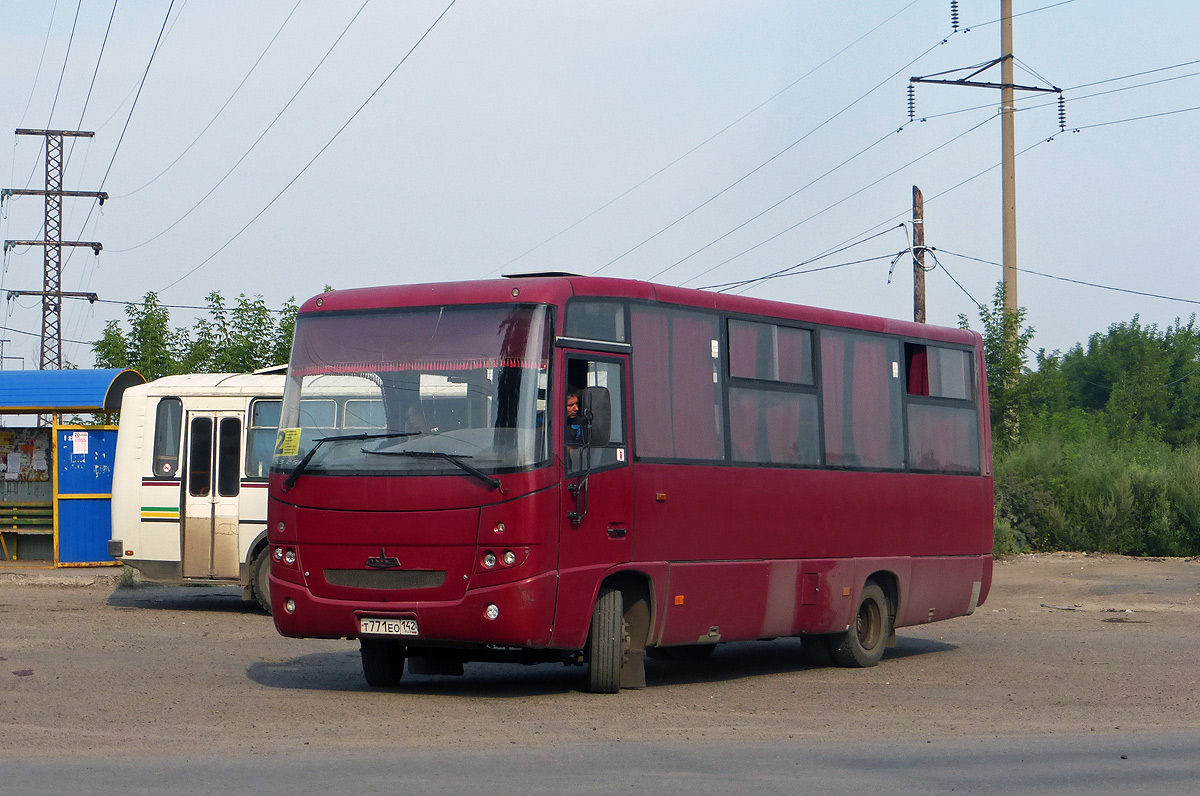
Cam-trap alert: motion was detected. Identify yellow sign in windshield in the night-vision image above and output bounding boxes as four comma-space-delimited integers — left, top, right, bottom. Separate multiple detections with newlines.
274, 428, 301, 457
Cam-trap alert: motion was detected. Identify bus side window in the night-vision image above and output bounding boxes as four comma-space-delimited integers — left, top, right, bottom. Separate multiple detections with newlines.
153, 397, 183, 478
246, 399, 281, 479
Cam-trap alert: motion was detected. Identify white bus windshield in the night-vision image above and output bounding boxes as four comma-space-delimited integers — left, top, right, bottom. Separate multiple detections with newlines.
275, 303, 551, 478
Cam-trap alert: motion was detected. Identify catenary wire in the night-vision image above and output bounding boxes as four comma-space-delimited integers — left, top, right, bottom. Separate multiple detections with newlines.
111, 0, 303, 200
698, 225, 905, 291
486, 0, 925, 277
933, 248, 1200, 307
648, 124, 908, 283
678, 114, 994, 289
110, 1, 368, 252
45, 1, 83, 136
156, 0, 458, 295
590, 31, 961, 276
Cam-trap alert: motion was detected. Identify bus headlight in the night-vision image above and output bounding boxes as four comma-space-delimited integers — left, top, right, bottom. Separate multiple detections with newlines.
484, 604, 499, 620
502, 550, 517, 566
284, 550, 296, 565
273, 548, 283, 561
482, 552, 497, 568
284, 599, 296, 614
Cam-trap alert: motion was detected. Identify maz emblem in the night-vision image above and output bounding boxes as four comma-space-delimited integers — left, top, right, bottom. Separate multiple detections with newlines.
366, 548, 401, 569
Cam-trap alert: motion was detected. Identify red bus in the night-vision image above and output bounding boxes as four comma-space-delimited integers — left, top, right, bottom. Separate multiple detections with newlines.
268, 275, 993, 693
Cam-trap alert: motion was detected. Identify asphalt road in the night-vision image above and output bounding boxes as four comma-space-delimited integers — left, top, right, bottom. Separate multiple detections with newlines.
1, 553, 1197, 794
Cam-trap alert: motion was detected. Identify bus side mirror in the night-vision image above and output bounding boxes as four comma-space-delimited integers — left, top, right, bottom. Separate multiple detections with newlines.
581, 386, 611, 447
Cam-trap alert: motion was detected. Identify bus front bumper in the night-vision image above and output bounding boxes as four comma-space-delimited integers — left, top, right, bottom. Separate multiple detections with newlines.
269, 570, 560, 650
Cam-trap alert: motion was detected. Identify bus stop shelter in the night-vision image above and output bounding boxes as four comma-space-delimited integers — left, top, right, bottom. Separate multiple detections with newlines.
0, 368, 145, 566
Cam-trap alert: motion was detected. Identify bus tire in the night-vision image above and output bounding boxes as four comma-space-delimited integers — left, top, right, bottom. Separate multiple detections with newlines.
587, 586, 625, 694
360, 639, 406, 687
250, 547, 272, 614
830, 582, 891, 668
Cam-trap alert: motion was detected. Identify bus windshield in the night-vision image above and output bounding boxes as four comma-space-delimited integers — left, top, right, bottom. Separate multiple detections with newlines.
274, 303, 551, 478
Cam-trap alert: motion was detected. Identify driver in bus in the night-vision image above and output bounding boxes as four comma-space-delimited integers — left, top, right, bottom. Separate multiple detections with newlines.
565, 389, 583, 445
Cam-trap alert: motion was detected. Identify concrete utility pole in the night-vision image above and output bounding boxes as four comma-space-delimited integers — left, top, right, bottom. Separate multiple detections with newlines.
1, 129, 106, 370
908, 1, 1061, 326
999, 0, 1018, 317
913, 185, 926, 323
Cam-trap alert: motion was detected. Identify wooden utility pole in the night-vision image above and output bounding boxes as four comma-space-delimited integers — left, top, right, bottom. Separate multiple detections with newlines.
912, 186, 926, 323
1, 129, 106, 370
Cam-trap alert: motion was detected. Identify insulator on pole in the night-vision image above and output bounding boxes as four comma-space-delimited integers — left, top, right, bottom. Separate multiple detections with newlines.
907, 84, 916, 122
1057, 93, 1067, 132
950, 0, 960, 31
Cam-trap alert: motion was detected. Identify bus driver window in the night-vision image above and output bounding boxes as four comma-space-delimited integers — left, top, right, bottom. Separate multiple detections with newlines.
564, 359, 625, 473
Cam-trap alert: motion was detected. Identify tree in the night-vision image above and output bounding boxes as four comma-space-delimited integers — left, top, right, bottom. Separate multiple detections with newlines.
958, 282, 1035, 452
93, 293, 189, 381
93, 291, 297, 380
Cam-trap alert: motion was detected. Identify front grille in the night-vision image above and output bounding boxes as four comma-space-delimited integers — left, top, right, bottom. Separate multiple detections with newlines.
323, 569, 446, 590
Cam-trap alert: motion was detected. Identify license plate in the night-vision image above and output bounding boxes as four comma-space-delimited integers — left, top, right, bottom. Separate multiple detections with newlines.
359, 617, 418, 637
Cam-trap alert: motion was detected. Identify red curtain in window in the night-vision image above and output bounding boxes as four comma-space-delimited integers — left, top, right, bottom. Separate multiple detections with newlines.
907, 345, 930, 396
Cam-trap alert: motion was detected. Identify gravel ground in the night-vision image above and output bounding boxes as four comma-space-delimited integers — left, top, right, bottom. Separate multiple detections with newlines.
1, 552, 1197, 757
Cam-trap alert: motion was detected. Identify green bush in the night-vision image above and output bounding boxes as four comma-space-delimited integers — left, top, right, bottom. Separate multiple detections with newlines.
993, 417, 1200, 557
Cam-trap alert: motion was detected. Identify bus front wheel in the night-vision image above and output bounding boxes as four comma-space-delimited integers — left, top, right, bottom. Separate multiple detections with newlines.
250, 548, 272, 614
360, 639, 406, 687
587, 586, 626, 694
830, 582, 891, 668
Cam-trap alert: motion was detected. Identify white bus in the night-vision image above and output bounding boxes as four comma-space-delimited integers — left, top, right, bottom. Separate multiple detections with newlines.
109, 373, 285, 611
109, 371, 456, 610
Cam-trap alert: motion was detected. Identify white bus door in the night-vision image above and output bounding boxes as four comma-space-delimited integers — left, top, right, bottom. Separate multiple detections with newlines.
181, 413, 243, 579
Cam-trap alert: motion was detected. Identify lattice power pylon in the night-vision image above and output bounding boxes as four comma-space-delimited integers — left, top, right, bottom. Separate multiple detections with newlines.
2, 128, 106, 370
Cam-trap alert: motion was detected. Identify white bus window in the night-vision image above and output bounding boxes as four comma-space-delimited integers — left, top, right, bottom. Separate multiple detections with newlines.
153, 397, 183, 478
246, 399, 281, 479
299, 399, 337, 429
344, 399, 385, 430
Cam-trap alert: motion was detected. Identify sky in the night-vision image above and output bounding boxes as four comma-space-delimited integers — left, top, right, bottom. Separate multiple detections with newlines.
1, 0, 1198, 372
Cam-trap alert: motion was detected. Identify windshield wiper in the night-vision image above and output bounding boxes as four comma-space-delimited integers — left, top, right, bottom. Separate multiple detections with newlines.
283, 431, 418, 491
361, 448, 504, 492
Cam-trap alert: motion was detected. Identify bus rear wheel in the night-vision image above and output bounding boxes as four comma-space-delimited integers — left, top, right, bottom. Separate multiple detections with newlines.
360, 639, 406, 687
830, 582, 891, 668
587, 586, 626, 694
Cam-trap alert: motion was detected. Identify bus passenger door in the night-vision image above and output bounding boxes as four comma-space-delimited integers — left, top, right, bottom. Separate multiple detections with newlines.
559, 355, 633, 583
181, 413, 244, 580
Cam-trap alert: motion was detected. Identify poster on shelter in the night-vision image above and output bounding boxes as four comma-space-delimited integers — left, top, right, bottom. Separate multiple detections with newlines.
0, 428, 51, 482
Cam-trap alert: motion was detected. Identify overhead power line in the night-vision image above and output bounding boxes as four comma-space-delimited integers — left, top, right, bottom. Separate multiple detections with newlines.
489, 0, 925, 277
157, 0, 459, 295
112, 0, 304, 200
111, 0, 369, 252
934, 248, 1200, 307
678, 115, 994, 290
698, 225, 906, 292
592, 31, 963, 277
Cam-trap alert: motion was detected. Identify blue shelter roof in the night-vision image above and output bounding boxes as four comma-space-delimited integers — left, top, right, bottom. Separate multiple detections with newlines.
0, 368, 146, 413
